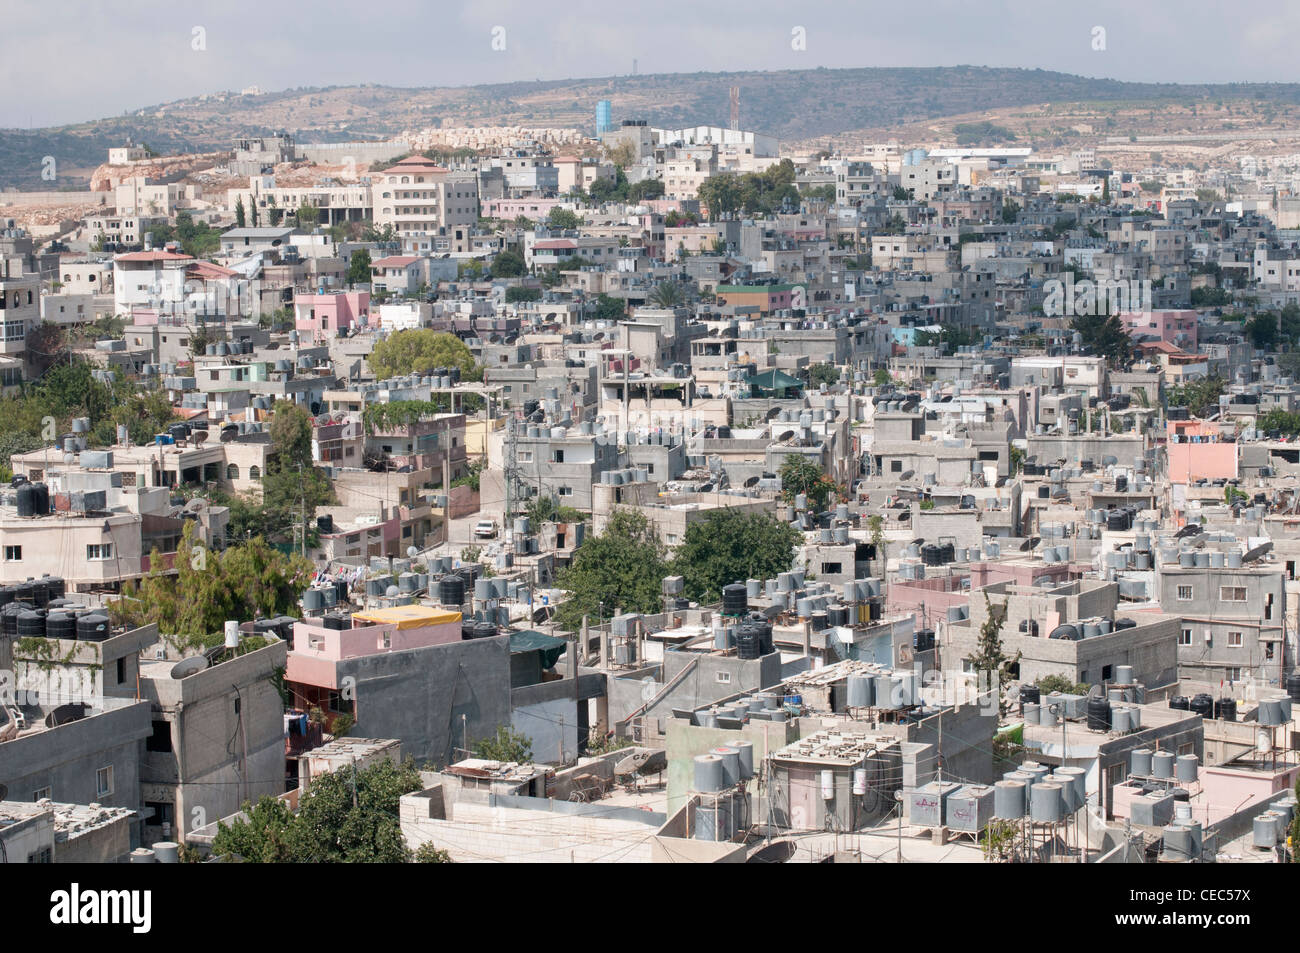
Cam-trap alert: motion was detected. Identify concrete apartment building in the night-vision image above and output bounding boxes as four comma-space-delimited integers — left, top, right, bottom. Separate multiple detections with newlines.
1157, 552, 1287, 690
373, 156, 480, 254
137, 638, 290, 843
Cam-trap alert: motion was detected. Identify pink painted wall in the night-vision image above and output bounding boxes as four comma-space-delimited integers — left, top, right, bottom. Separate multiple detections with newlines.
295, 292, 370, 342
290, 617, 461, 661
1119, 310, 1198, 350
1167, 441, 1237, 483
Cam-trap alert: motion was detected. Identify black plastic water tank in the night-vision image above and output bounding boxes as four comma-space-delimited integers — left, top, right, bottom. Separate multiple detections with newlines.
1169, 695, 1190, 710
473, 621, 498, 640
438, 574, 465, 607
0, 586, 13, 608
1049, 624, 1080, 641
28, 580, 48, 608
1106, 511, 1126, 531
0, 603, 22, 637
15, 483, 37, 517
1086, 696, 1112, 731
322, 613, 348, 631
32, 483, 49, 515
461, 620, 477, 640
44, 577, 65, 600
1019, 685, 1041, 713
756, 620, 774, 655
1113, 618, 1137, 630
736, 625, 761, 660
1287, 673, 1300, 704
1214, 698, 1237, 722
721, 583, 748, 616
1189, 693, 1214, 718
16, 610, 46, 637
44, 611, 75, 639
75, 613, 110, 642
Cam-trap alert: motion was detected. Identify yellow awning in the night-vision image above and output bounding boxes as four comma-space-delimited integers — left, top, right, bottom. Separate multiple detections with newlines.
351, 605, 462, 630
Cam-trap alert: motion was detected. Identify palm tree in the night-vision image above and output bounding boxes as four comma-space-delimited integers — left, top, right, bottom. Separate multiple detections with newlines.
648, 281, 685, 308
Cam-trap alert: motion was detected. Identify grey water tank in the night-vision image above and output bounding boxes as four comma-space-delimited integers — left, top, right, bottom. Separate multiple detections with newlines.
1162, 825, 1193, 861
730, 740, 755, 780
1175, 754, 1199, 783
1152, 751, 1175, 779
846, 674, 874, 708
1131, 748, 1153, 777
994, 780, 1026, 819
693, 755, 724, 792
1029, 782, 1063, 823
1253, 812, 1281, 847
1115, 664, 1134, 685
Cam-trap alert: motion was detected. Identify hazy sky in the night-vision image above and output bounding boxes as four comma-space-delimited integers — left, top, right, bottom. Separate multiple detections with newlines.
5, 0, 1300, 128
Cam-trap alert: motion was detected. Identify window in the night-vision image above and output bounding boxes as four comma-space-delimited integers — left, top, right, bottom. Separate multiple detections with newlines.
144, 802, 174, 829
27, 848, 52, 863
86, 543, 113, 560
1179, 628, 1193, 646
95, 765, 113, 798
1176, 585, 1193, 601
1106, 763, 1125, 787
147, 720, 173, 752
1226, 667, 1242, 682
553, 449, 565, 463
32, 787, 50, 801
890, 460, 902, 473
558, 486, 573, 497
822, 562, 843, 575
715, 672, 731, 684
116, 657, 126, 684
1227, 631, 1243, 648
3, 546, 20, 561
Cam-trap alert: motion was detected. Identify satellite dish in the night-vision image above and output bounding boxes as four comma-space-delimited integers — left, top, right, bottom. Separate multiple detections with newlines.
1243, 541, 1273, 563
170, 656, 209, 679
406, 546, 418, 558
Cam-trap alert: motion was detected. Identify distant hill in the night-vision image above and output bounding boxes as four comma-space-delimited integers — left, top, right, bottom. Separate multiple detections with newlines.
5, 65, 1300, 189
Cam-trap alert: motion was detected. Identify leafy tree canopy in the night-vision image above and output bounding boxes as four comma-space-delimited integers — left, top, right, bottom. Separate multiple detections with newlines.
369, 329, 482, 381
671, 509, 800, 603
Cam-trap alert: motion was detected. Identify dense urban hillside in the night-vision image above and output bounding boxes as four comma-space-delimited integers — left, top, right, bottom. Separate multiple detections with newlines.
7, 65, 1300, 188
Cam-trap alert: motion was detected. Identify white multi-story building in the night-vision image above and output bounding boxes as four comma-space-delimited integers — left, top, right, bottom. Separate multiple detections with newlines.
373, 156, 479, 253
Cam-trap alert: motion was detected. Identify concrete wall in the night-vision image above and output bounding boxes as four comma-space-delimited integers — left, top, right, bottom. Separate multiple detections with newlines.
338, 635, 512, 767
0, 701, 151, 810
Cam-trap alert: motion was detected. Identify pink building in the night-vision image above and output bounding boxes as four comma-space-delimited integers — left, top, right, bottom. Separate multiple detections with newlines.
285, 606, 462, 728
1166, 420, 1238, 483
1119, 310, 1198, 351
294, 291, 370, 343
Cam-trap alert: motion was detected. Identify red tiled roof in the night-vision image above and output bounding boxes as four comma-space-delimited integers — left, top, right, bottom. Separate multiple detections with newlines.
381, 156, 449, 174
534, 240, 577, 250
372, 256, 420, 267
114, 250, 193, 262
187, 260, 238, 279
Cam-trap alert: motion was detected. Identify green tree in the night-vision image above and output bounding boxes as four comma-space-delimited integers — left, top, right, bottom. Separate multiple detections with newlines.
873, 368, 891, 387
548, 207, 582, 230
592, 293, 625, 322
472, 725, 533, 763
671, 510, 801, 603
647, 281, 685, 308
492, 249, 526, 277
1070, 313, 1134, 367
109, 522, 313, 651
553, 509, 667, 631
1036, 674, 1090, 695
260, 401, 335, 537
346, 248, 372, 287
368, 329, 481, 381
296, 202, 320, 228
414, 843, 454, 863
505, 286, 542, 303
969, 591, 1021, 716
211, 758, 424, 863
808, 363, 841, 388
1246, 312, 1280, 350
626, 178, 665, 203
1167, 376, 1225, 417
234, 197, 246, 229
779, 455, 834, 511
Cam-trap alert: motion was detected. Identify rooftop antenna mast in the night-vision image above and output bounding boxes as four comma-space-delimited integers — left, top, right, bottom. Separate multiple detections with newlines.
729, 86, 740, 131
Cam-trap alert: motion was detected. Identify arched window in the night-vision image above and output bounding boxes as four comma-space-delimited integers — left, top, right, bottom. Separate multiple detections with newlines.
249, 465, 261, 480
226, 463, 239, 481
